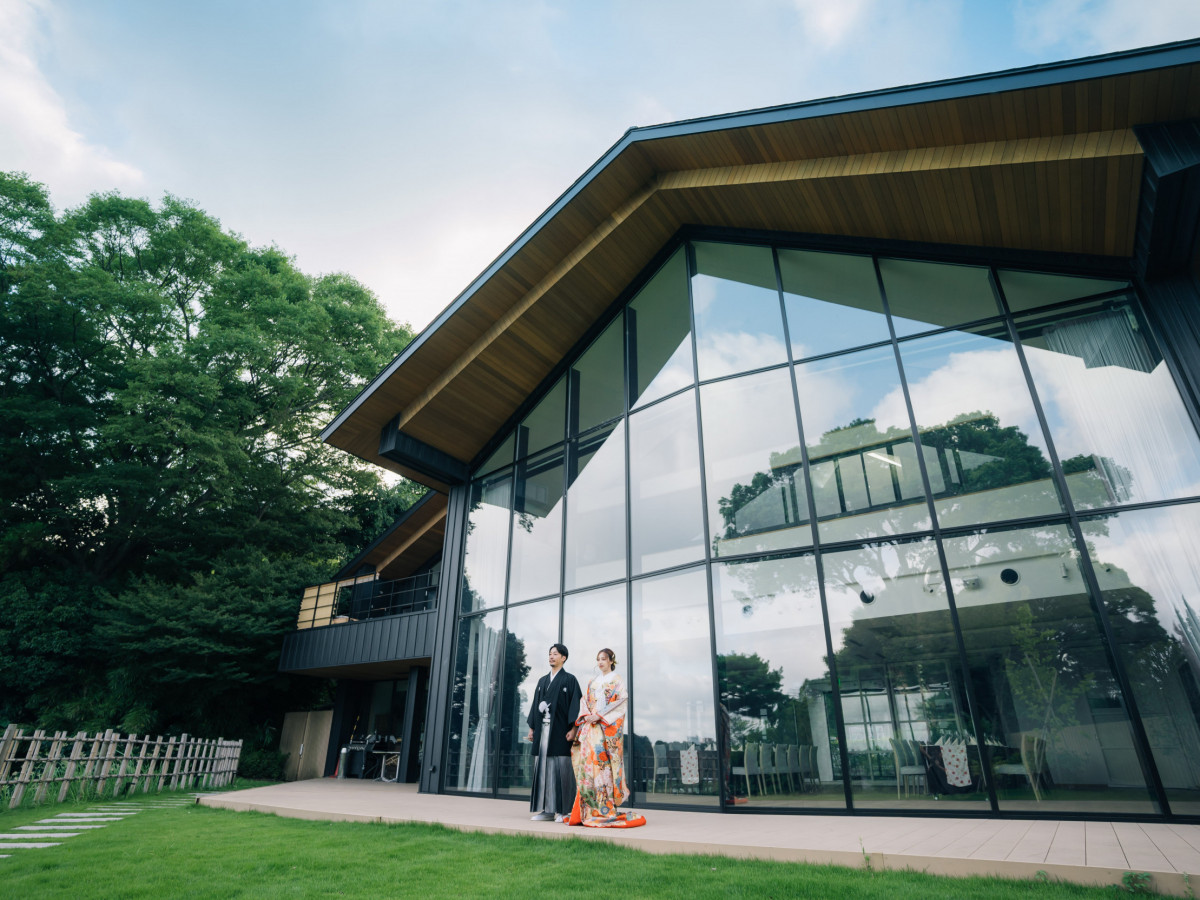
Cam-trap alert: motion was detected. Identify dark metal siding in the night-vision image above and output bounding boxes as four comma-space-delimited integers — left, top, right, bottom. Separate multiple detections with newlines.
279, 610, 437, 673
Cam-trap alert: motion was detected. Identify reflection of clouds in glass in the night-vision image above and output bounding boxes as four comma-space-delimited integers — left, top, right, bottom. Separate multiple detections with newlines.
696, 331, 788, 382
1087, 508, 1200, 612
463, 501, 509, 608
691, 274, 718, 316
637, 338, 693, 404
630, 393, 704, 574
633, 568, 716, 743
702, 370, 801, 493
714, 557, 828, 692
1026, 349, 1200, 502
876, 347, 1043, 443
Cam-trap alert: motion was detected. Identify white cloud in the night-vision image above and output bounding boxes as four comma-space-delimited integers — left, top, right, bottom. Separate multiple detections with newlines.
1016, 0, 1200, 53
0, 0, 142, 206
871, 346, 1045, 442
791, 0, 875, 45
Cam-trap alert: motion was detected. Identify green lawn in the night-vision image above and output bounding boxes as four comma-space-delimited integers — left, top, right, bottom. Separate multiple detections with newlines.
0, 792, 1162, 899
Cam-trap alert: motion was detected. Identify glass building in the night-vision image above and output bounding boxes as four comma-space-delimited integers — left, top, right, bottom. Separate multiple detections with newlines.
281, 41, 1200, 821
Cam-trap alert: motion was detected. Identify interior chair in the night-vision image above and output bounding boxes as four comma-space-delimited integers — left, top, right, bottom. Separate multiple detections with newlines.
730, 747, 749, 798
745, 742, 766, 796
799, 745, 815, 792
787, 745, 802, 793
890, 737, 925, 798
652, 741, 670, 793
761, 743, 780, 794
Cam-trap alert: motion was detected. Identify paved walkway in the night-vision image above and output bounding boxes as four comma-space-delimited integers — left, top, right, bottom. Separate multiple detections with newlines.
200, 780, 1200, 895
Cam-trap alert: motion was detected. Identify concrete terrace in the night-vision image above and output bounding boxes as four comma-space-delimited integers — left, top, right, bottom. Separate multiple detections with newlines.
200, 780, 1200, 896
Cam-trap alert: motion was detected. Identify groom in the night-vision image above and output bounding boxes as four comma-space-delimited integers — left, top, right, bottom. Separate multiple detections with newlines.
526, 643, 582, 822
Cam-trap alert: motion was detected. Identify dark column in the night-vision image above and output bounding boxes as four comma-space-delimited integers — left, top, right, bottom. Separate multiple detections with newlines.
419, 482, 470, 793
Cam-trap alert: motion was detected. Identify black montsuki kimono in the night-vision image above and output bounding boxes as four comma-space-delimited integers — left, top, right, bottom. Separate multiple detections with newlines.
527, 667, 582, 814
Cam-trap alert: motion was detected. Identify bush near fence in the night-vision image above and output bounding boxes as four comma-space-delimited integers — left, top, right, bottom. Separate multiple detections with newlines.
0, 724, 243, 809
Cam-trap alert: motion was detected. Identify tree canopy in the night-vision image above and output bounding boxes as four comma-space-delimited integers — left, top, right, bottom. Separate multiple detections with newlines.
0, 171, 421, 739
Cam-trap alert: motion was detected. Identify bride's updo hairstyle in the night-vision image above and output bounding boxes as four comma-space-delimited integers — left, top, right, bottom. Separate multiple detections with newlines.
598, 648, 617, 670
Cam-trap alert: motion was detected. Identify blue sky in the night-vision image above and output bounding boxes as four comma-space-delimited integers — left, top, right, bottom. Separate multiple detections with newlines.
2, 0, 1198, 331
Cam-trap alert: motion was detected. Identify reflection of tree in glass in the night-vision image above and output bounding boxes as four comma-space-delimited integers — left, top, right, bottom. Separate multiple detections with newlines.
1061, 454, 1135, 504
717, 412, 1060, 544
717, 652, 786, 717
1097, 581, 1194, 716
497, 631, 532, 759
919, 411, 1051, 491
718, 652, 814, 746
1002, 604, 1095, 736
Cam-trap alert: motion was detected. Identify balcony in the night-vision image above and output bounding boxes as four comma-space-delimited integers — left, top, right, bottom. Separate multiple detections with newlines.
296, 571, 438, 630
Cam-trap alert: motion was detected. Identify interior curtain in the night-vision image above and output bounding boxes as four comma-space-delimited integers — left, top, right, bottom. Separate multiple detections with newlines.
465, 621, 503, 791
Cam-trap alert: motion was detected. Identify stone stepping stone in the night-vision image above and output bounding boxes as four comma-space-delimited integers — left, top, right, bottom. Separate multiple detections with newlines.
43, 816, 125, 822
23, 824, 107, 830
60, 812, 138, 817
0, 843, 61, 849
0, 833, 80, 839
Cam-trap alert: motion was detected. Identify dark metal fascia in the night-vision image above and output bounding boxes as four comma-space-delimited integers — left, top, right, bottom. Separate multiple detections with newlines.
379, 418, 469, 486
321, 39, 1200, 444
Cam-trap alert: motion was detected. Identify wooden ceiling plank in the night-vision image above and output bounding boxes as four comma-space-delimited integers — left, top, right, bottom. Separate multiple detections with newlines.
374, 506, 449, 574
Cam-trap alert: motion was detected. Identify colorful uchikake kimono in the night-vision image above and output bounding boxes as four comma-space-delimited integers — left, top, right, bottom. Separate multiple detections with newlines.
566, 670, 646, 828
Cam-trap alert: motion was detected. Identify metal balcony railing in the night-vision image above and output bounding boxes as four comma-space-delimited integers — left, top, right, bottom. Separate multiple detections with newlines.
296, 570, 438, 629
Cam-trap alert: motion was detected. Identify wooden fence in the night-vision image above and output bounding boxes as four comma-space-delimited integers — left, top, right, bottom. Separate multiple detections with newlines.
0, 725, 243, 809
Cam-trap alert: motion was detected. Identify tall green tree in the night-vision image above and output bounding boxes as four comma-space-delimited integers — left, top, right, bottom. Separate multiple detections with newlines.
0, 172, 418, 737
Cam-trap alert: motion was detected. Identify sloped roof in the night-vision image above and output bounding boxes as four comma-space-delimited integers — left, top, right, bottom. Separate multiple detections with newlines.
323, 39, 1200, 489
333, 490, 447, 580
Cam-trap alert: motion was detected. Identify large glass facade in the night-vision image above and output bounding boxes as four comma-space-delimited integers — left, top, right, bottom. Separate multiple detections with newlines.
446, 237, 1200, 818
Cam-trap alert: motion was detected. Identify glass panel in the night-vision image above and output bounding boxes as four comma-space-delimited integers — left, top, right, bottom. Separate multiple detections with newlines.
631, 566, 719, 806
713, 554, 846, 808
700, 368, 811, 558
823, 539, 989, 810
999, 269, 1130, 314
476, 433, 514, 478
497, 598, 561, 796
519, 376, 566, 459
692, 242, 788, 381
794, 345, 932, 543
879, 258, 1000, 336
508, 448, 564, 603
461, 470, 512, 613
629, 391, 705, 575
572, 318, 625, 435
1081, 506, 1200, 814
564, 422, 626, 591
1017, 298, 1200, 509
446, 610, 504, 792
899, 325, 1064, 529
563, 583, 629, 703
944, 524, 1157, 814
779, 249, 889, 359
629, 249, 693, 410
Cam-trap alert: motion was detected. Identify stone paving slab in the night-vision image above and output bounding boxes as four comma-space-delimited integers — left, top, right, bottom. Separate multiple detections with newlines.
0, 842, 62, 849
199, 779, 1200, 897
0, 833, 81, 839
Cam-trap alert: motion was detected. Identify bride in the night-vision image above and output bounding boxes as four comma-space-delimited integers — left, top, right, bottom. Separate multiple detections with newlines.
568, 648, 644, 828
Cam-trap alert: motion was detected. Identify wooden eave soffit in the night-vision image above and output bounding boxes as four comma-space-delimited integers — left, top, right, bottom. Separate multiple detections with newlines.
388, 127, 1143, 448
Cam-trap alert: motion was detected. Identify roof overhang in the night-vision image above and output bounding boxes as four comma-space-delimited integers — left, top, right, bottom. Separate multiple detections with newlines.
333, 490, 447, 580
323, 39, 1200, 489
